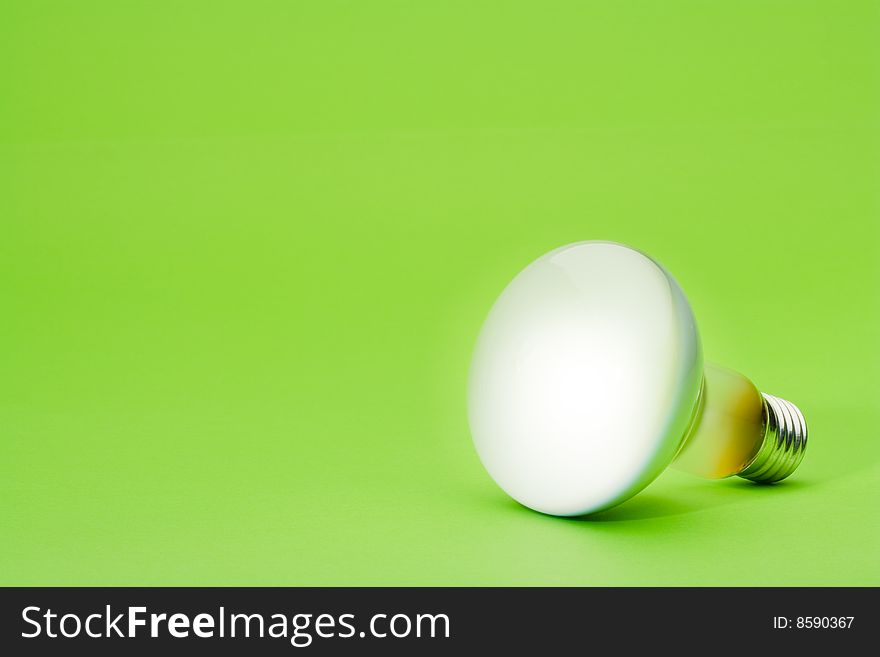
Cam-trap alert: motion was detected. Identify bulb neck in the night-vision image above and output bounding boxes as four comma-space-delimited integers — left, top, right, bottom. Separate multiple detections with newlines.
737, 393, 808, 483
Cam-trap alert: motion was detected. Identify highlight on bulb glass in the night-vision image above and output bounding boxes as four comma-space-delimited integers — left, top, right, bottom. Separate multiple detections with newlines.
467, 241, 808, 516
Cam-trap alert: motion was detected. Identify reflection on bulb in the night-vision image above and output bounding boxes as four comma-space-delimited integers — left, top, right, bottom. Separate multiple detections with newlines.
467, 241, 807, 516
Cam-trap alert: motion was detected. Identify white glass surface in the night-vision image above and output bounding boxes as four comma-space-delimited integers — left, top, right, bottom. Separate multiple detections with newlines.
468, 242, 703, 515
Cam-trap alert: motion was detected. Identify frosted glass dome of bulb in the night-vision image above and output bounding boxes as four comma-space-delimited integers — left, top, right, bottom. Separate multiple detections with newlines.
467, 241, 703, 516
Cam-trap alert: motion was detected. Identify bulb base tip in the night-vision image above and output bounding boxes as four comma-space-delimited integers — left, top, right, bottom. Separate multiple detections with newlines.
738, 393, 807, 483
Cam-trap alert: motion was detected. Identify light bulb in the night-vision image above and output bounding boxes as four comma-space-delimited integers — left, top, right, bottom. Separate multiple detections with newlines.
467, 241, 807, 516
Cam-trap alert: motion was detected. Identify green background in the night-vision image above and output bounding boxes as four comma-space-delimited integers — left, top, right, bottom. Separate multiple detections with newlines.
2, 1, 878, 586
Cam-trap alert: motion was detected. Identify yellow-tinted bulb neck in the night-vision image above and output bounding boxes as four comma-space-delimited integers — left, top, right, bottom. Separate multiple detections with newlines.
672, 364, 808, 482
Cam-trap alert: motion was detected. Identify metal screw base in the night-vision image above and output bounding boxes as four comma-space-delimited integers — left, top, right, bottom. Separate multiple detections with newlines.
737, 393, 808, 483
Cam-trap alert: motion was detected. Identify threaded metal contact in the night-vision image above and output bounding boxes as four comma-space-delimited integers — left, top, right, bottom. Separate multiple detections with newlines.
737, 393, 807, 483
